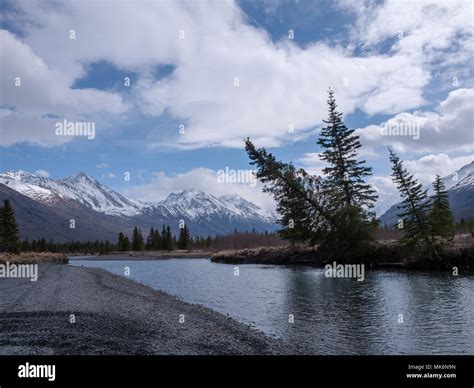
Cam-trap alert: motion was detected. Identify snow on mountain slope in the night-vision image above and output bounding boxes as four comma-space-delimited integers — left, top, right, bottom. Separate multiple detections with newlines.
0, 171, 63, 203
0, 171, 143, 216
218, 194, 275, 222
150, 189, 275, 223
0, 171, 276, 228
441, 161, 474, 191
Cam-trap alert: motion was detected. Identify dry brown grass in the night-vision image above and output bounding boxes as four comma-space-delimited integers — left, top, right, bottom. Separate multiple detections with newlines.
0, 252, 68, 264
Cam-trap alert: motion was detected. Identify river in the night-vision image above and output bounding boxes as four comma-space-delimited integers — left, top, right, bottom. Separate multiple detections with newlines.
70, 257, 474, 354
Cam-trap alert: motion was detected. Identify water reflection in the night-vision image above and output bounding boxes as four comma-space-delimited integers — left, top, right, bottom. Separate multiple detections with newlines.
70, 258, 474, 354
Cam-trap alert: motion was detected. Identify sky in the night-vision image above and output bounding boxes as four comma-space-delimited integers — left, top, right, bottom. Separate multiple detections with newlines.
0, 0, 473, 215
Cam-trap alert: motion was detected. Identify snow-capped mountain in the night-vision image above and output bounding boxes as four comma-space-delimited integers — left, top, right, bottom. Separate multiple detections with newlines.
379, 160, 474, 225
0, 170, 277, 240
441, 161, 474, 192
0, 170, 144, 216
151, 189, 274, 223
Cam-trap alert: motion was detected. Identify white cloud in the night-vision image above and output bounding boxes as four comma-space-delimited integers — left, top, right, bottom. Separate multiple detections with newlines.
5, 0, 470, 149
34, 169, 50, 178
368, 175, 399, 216
0, 30, 128, 147
296, 152, 326, 176
357, 88, 474, 154
125, 167, 276, 211
404, 153, 474, 187
96, 162, 109, 169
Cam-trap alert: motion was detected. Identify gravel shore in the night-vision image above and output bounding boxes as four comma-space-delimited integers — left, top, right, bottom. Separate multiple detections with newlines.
0, 263, 295, 355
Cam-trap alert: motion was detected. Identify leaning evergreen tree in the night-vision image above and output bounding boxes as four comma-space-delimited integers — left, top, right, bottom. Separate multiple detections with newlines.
1, 200, 20, 253
389, 148, 433, 252
430, 174, 454, 241
245, 139, 332, 246
245, 89, 377, 260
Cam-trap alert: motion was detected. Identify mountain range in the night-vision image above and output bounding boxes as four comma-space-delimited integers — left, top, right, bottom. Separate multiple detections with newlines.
0, 171, 277, 242
1, 160, 472, 242
379, 161, 474, 226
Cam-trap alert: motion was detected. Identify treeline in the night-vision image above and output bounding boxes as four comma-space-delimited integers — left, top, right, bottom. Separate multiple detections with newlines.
116, 224, 196, 252
245, 88, 464, 260
0, 199, 284, 254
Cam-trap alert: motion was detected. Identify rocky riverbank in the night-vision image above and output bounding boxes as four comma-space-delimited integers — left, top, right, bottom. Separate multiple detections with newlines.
0, 263, 296, 355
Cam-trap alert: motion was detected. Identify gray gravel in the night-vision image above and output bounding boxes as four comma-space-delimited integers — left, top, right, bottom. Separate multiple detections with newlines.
0, 263, 296, 355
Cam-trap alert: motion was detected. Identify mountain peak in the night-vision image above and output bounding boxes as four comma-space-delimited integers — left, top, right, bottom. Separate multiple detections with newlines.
63, 171, 98, 183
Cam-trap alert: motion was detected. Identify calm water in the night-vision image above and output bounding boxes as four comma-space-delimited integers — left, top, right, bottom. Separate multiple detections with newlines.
70, 258, 474, 354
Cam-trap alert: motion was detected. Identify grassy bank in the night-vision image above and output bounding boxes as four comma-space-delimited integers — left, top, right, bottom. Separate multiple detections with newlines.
0, 252, 68, 264
211, 235, 474, 270
97, 250, 213, 259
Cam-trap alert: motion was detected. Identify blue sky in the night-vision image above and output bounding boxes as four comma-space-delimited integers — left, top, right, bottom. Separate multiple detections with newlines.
1, 0, 473, 213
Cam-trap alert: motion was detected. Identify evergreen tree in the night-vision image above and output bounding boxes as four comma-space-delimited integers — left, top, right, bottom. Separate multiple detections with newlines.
154, 228, 162, 250
317, 88, 377, 211
131, 226, 144, 251
39, 237, 47, 252
1, 200, 20, 253
146, 227, 155, 250
21, 239, 30, 252
166, 226, 173, 251
430, 174, 454, 241
123, 236, 131, 251
245, 139, 332, 245
117, 232, 125, 251
389, 148, 432, 251
177, 224, 190, 249
161, 225, 168, 251
245, 89, 377, 259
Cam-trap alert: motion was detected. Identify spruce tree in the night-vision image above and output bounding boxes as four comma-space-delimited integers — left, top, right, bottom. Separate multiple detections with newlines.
316, 89, 377, 257
161, 225, 168, 251
131, 226, 144, 251
1, 200, 20, 253
317, 88, 377, 211
244, 89, 378, 260
430, 174, 454, 241
178, 224, 190, 249
146, 227, 155, 250
389, 148, 432, 251
166, 226, 173, 251
153, 228, 162, 250
39, 237, 47, 252
123, 236, 131, 251
117, 232, 125, 251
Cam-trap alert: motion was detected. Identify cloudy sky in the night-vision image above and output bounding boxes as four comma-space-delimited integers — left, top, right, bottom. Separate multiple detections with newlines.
1, 0, 473, 214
